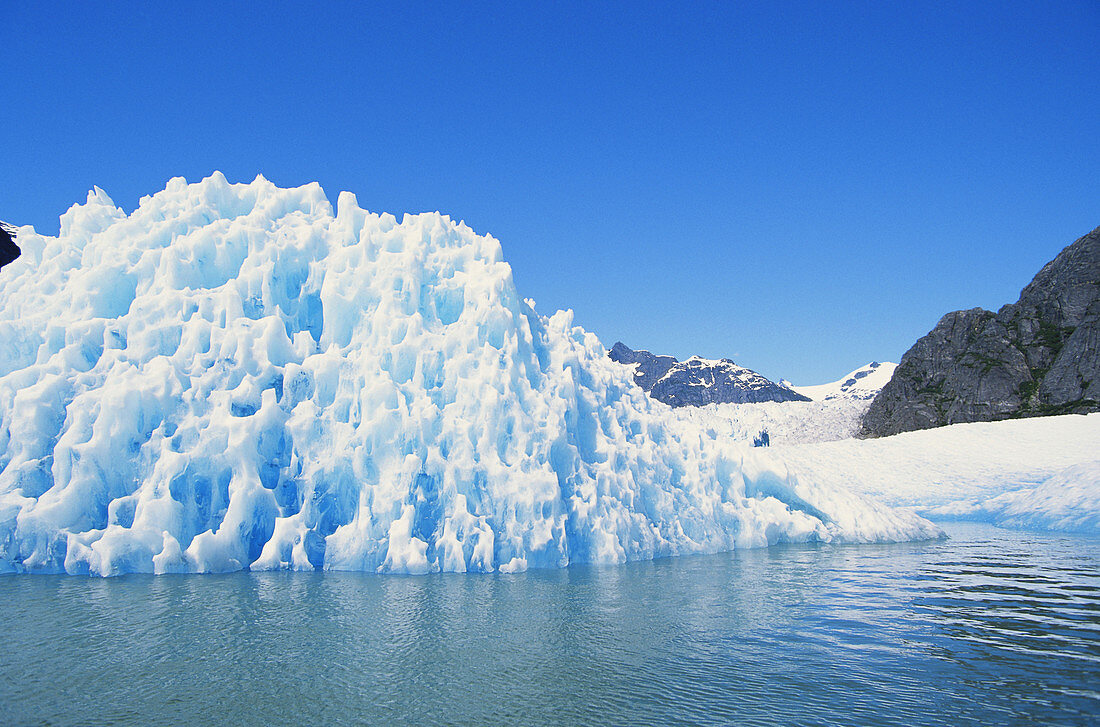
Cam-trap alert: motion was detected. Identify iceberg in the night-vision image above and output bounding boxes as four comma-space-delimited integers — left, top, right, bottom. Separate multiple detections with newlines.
0, 173, 939, 576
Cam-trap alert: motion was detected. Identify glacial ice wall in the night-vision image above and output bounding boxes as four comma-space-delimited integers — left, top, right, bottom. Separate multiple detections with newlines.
0, 174, 939, 576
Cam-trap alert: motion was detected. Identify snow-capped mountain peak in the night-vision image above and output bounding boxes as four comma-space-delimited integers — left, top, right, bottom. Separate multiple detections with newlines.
608, 343, 811, 406
788, 361, 898, 402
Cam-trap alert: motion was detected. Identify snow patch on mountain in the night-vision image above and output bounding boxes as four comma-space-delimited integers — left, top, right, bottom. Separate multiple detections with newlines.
609, 343, 809, 406
785, 361, 897, 402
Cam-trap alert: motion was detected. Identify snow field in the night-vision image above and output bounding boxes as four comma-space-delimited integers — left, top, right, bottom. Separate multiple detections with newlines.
775, 413, 1100, 534
670, 397, 872, 446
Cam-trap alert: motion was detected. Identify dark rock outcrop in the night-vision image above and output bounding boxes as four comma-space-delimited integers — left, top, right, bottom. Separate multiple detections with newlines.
608, 342, 677, 390
0, 222, 19, 269
861, 225, 1100, 437
609, 342, 811, 407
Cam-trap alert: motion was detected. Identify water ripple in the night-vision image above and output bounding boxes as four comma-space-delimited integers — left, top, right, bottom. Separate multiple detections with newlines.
1, 523, 1097, 726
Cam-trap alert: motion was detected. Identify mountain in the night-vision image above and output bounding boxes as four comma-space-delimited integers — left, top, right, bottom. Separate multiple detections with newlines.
609, 342, 811, 406
861, 225, 1100, 438
0, 222, 19, 269
785, 361, 897, 402
0, 174, 935, 576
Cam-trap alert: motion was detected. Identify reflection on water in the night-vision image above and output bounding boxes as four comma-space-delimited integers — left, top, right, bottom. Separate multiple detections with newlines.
1, 523, 1097, 726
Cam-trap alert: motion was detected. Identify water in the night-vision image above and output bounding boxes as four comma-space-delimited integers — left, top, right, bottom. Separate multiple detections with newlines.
1, 523, 1097, 726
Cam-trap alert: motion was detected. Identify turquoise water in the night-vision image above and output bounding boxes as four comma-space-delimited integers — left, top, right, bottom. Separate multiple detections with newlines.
2, 523, 1097, 726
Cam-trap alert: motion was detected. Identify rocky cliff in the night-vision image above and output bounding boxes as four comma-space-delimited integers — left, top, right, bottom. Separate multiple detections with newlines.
0, 222, 19, 269
861, 225, 1100, 437
609, 342, 811, 406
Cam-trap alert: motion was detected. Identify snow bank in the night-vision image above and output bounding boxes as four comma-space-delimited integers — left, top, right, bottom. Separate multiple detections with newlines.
775, 414, 1100, 531
0, 174, 938, 576
925, 461, 1100, 534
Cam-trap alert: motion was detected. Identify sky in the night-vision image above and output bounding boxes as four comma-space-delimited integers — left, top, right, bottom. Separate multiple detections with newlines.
2, 2, 1098, 384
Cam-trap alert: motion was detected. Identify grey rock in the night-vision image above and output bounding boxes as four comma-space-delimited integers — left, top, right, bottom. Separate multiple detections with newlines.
0, 222, 18, 269
609, 342, 811, 407
861, 225, 1100, 437
608, 342, 676, 391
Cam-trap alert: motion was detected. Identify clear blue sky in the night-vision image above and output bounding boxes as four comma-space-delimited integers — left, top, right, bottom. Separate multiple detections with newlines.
2, 2, 1098, 383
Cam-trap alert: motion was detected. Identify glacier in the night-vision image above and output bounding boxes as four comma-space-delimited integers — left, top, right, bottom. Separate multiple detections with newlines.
0, 173, 940, 576
924, 460, 1100, 533
772, 413, 1100, 534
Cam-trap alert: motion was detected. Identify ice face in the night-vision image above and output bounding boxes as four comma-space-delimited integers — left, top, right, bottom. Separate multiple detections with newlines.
0, 173, 940, 576
924, 460, 1100, 534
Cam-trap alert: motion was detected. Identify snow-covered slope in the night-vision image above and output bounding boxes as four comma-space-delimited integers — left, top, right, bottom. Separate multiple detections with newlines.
785, 361, 897, 402
924, 461, 1100, 533
663, 377, 1100, 534
775, 413, 1100, 534
0, 174, 938, 576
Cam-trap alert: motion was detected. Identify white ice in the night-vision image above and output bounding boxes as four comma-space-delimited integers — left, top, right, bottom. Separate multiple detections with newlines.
670, 397, 873, 446
768, 414, 1100, 535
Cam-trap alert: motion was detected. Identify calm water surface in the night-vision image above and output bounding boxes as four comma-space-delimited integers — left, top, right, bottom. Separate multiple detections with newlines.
2, 523, 1098, 726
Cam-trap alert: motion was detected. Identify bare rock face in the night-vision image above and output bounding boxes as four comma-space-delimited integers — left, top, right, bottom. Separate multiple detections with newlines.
608, 342, 677, 391
609, 342, 811, 406
861, 225, 1100, 437
0, 222, 18, 269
